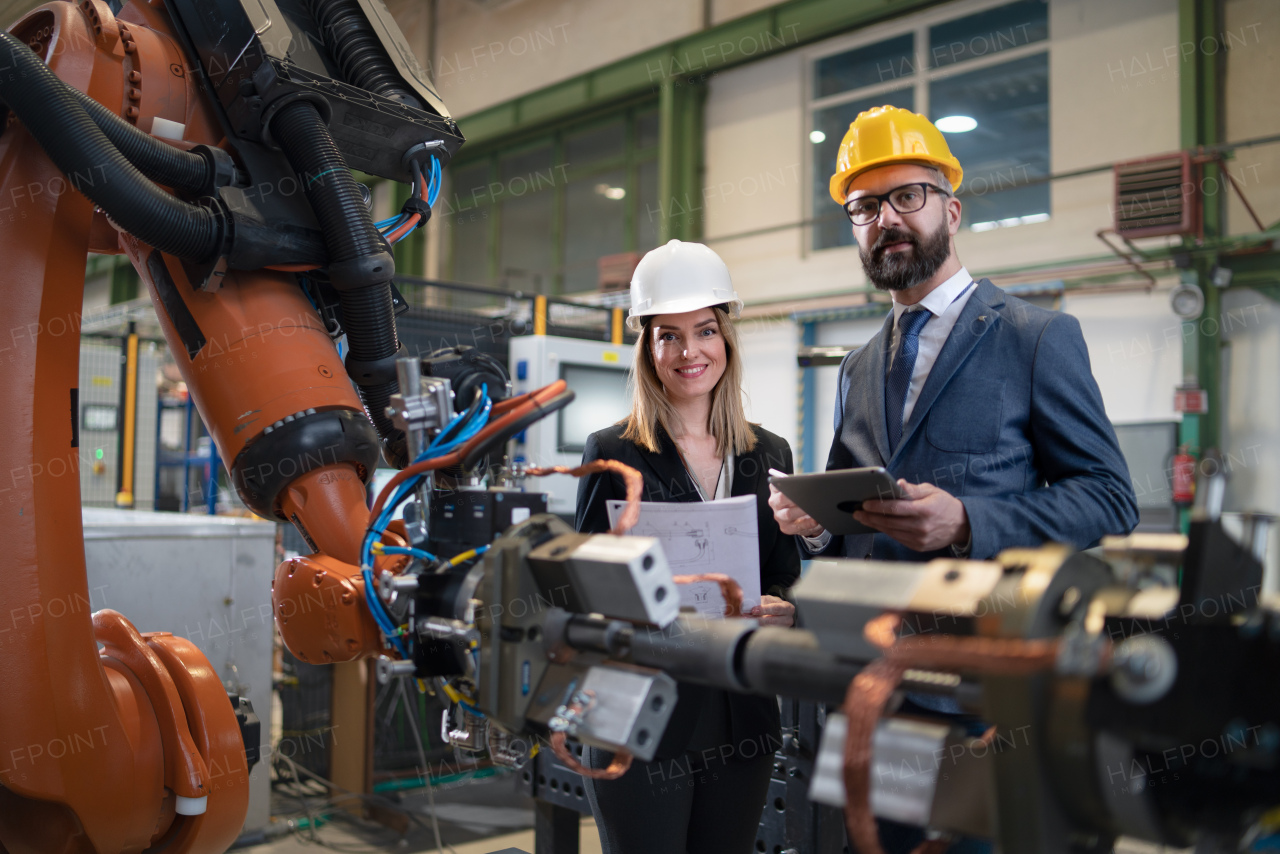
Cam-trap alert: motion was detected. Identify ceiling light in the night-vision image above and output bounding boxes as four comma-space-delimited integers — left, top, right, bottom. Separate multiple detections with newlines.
935, 115, 977, 133
809, 130, 826, 144
595, 184, 626, 200
969, 212, 1051, 232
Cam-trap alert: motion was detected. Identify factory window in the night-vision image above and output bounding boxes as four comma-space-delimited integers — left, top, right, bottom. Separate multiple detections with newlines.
808, 0, 1049, 251
443, 104, 660, 294
448, 161, 492, 285
498, 144, 555, 292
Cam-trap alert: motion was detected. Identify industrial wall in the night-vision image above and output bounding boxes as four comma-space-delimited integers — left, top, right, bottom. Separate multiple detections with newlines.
1225, 0, 1280, 238
714, 0, 1280, 535
716, 0, 1164, 426
398, 0, 1280, 521
703, 0, 1189, 300
390, 0, 811, 118
392, 0, 1280, 514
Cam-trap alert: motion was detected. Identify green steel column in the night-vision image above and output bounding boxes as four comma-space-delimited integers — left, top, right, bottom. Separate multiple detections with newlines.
657, 76, 706, 243
109, 257, 139, 304
658, 78, 677, 244
1178, 0, 1224, 529
681, 80, 706, 243
800, 322, 817, 473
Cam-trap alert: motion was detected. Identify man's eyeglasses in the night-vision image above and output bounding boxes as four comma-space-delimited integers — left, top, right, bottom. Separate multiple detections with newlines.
843, 182, 949, 226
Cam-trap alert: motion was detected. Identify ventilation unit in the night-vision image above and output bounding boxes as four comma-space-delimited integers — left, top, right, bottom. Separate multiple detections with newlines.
1113, 152, 1200, 239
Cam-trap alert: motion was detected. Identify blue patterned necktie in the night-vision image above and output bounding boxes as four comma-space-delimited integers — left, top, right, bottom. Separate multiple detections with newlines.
885, 308, 932, 451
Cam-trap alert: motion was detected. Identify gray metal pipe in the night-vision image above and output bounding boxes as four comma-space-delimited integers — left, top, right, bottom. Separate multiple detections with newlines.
563, 615, 967, 707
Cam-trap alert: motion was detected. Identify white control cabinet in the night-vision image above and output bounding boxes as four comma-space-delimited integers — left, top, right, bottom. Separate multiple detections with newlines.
508, 335, 633, 516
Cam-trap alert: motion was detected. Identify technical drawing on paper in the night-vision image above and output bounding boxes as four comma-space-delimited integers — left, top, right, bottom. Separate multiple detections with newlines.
607, 494, 761, 615
630, 520, 713, 565
683, 580, 725, 618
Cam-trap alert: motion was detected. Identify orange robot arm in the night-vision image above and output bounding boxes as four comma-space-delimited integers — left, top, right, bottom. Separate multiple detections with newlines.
0, 4, 254, 852
0, 0, 453, 850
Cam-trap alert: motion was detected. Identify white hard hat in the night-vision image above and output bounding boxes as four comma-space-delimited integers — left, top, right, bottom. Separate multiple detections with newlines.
627, 239, 743, 332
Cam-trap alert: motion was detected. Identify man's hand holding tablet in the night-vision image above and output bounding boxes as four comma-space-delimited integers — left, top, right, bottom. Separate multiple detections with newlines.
769, 467, 969, 552
766, 468, 825, 538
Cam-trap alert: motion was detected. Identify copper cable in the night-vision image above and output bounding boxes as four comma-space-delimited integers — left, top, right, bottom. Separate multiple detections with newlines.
549, 731, 634, 780
384, 213, 421, 243
369, 379, 568, 521
672, 573, 746, 617
865, 612, 900, 650
546, 690, 635, 780
841, 613, 1064, 854
264, 262, 321, 272
524, 460, 644, 534
491, 386, 550, 416
385, 165, 430, 242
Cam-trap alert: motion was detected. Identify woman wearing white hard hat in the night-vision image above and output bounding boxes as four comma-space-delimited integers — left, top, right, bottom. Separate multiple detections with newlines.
575, 239, 798, 854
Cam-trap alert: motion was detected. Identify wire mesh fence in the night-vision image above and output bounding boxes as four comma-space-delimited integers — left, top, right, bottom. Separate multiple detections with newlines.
372, 678, 455, 782
276, 648, 334, 779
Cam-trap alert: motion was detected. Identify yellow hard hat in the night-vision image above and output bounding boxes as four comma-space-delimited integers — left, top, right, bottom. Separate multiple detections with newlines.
827, 105, 964, 205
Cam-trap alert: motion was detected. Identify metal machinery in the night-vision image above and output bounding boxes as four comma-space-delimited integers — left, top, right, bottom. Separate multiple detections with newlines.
1, 0, 460, 849
2, 3, 1279, 854
379, 431, 1280, 854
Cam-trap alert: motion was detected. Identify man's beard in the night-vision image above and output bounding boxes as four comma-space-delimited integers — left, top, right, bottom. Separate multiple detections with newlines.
858, 217, 952, 292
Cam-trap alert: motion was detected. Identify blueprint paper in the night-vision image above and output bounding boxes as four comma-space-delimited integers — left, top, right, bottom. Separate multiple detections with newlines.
606, 494, 761, 619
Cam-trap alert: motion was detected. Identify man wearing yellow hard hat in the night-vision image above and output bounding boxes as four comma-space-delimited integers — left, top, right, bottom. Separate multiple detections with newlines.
769, 102, 1138, 853
770, 106, 1137, 601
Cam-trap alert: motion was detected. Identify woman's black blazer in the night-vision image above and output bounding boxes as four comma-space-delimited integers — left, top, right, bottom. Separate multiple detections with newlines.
575, 421, 801, 761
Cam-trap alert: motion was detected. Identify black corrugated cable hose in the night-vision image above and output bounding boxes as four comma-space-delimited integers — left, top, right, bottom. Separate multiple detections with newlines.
65, 85, 216, 194
269, 99, 406, 465
3, 74, 216, 193
309, 0, 422, 108
0, 32, 222, 261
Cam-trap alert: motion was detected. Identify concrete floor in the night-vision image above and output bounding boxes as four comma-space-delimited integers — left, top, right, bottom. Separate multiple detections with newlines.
235, 772, 1196, 854
241, 816, 601, 854
238, 773, 603, 854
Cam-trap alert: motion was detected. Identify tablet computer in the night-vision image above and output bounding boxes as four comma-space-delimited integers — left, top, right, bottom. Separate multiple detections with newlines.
768, 467, 907, 535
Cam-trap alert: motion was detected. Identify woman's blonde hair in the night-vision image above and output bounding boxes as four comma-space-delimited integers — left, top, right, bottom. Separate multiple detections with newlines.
620, 305, 758, 457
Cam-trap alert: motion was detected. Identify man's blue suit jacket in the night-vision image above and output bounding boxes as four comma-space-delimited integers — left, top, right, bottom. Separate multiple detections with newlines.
812, 279, 1139, 562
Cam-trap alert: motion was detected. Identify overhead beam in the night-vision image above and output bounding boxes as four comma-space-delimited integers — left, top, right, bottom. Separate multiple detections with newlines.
456, 0, 947, 151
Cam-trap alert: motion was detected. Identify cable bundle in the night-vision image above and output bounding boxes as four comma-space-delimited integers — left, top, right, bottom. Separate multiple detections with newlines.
360, 384, 493, 657
376, 156, 442, 245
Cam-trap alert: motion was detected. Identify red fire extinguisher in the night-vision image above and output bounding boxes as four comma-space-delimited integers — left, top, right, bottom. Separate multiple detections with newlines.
1172, 446, 1196, 506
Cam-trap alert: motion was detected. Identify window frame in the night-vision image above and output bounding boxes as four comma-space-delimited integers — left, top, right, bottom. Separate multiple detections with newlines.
443, 99, 660, 293
803, 0, 1052, 253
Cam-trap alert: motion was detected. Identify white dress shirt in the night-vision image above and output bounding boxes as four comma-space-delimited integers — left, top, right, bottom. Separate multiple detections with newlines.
802, 267, 974, 554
